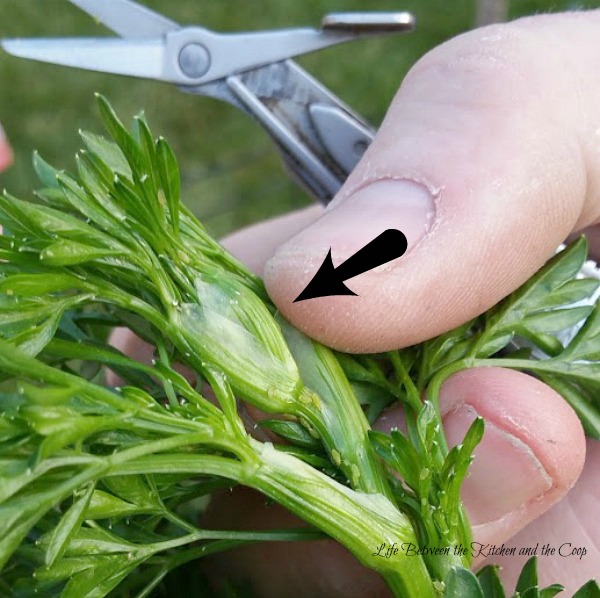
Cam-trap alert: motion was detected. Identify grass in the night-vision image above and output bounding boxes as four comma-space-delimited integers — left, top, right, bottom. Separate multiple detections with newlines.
3, 0, 598, 238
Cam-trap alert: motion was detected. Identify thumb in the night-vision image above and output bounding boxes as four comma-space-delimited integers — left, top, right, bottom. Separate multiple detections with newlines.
265, 12, 600, 352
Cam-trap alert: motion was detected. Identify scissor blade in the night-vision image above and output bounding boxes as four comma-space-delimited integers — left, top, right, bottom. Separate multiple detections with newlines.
1, 38, 166, 81
67, 0, 179, 39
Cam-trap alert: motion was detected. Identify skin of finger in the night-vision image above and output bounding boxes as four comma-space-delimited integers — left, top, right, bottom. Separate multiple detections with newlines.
201, 487, 389, 598
201, 368, 586, 595
481, 439, 600, 594
0, 124, 12, 172
221, 205, 324, 274
0, 128, 16, 235
436, 368, 585, 562
265, 12, 600, 353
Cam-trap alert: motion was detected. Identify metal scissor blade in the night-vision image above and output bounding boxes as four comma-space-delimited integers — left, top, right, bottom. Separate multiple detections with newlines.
67, 0, 179, 39
1, 38, 166, 81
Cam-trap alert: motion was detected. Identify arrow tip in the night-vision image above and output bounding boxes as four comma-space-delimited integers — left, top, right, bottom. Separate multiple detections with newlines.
293, 249, 357, 302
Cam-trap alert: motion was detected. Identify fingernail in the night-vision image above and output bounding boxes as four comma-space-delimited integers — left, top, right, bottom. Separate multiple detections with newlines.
273, 179, 435, 263
444, 404, 553, 525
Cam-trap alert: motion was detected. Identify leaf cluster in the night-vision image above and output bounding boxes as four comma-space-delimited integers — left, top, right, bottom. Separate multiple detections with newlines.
0, 96, 325, 596
363, 238, 600, 438
0, 97, 598, 597
371, 403, 482, 556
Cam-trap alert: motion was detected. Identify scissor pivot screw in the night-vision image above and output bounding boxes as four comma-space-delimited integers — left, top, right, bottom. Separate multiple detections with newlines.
179, 43, 211, 79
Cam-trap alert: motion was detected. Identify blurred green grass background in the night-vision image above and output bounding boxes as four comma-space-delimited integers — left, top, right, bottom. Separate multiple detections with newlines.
0, 0, 598, 238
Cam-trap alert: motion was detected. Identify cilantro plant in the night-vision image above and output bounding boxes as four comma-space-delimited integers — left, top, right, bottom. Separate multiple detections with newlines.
0, 97, 599, 597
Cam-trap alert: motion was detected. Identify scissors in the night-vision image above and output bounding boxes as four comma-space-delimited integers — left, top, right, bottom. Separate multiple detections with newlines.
1, 0, 414, 204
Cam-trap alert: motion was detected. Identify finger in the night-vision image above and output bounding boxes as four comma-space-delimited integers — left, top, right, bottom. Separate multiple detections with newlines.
377, 368, 586, 566
202, 367, 586, 595
264, 12, 600, 352
0, 124, 13, 172
482, 439, 600, 594
202, 488, 389, 598
434, 367, 585, 555
221, 205, 323, 274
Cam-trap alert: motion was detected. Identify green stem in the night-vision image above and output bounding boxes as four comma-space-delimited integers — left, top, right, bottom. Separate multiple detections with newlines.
423, 357, 487, 571
117, 447, 437, 598
248, 441, 436, 598
280, 320, 394, 498
424, 358, 478, 452
388, 351, 422, 413
155, 337, 179, 409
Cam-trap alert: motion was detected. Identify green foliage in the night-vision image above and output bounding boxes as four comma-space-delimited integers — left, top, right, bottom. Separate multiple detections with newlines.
444, 567, 484, 598
0, 97, 433, 596
371, 407, 483, 556
440, 558, 598, 597
0, 99, 597, 597
359, 238, 600, 439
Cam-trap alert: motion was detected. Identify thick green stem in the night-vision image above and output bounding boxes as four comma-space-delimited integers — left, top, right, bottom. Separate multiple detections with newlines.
280, 320, 393, 498
247, 440, 436, 598
113, 444, 437, 597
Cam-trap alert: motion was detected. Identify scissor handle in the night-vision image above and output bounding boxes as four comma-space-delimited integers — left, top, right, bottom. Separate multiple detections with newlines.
185, 60, 375, 204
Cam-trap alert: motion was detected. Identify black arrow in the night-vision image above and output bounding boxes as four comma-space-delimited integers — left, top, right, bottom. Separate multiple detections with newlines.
294, 229, 408, 302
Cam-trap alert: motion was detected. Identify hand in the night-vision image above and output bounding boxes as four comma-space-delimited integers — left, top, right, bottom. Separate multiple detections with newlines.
114, 10, 600, 595
218, 11, 600, 594
201, 211, 588, 596
0, 123, 12, 172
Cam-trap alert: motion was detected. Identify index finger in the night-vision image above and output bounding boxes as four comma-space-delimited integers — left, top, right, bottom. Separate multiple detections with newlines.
0, 124, 12, 172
